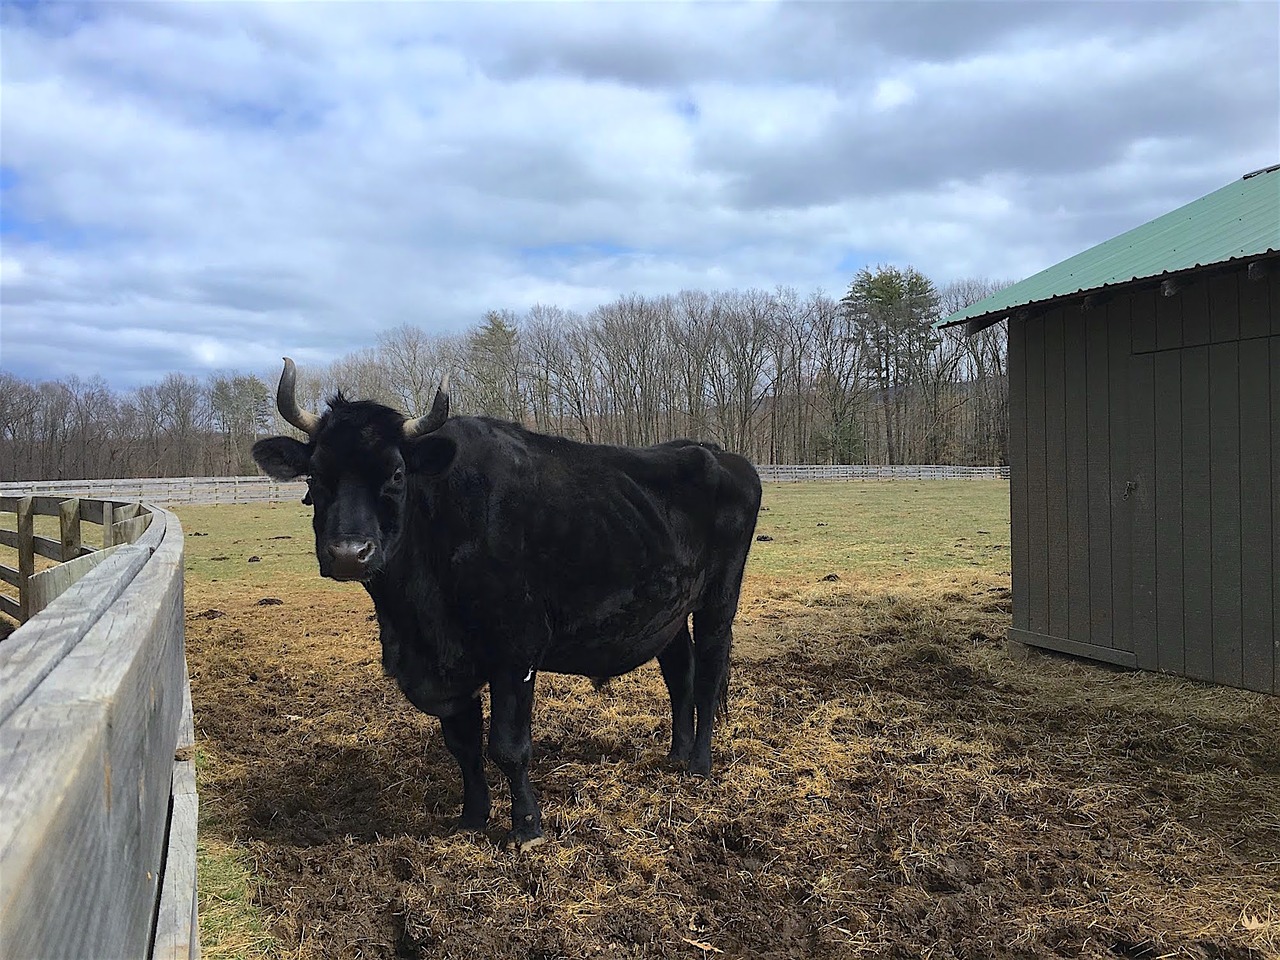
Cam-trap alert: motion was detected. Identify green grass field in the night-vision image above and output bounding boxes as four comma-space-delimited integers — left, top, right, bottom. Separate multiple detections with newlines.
176, 479, 1011, 585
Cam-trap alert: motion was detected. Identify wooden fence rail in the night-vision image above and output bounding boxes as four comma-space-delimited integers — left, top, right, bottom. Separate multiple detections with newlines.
757, 464, 1010, 481
0, 495, 153, 623
0, 498, 197, 959
0, 465, 1008, 507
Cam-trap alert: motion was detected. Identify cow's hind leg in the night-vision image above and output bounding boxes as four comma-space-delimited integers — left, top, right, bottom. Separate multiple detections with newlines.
689, 602, 736, 777
488, 668, 543, 850
658, 622, 694, 763
439, 697, 490, 832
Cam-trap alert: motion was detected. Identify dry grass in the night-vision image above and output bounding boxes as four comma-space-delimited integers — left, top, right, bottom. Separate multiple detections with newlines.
178, 483, 1280, 960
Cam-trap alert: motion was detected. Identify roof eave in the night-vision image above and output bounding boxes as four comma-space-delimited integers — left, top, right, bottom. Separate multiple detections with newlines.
939, 249, 1280, 333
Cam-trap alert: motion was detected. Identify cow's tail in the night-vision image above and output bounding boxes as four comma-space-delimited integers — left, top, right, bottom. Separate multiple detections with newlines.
717, 661, 730, 720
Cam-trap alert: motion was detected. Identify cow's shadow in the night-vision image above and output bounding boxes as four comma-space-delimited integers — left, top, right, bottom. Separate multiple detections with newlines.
234, 730, 684, 846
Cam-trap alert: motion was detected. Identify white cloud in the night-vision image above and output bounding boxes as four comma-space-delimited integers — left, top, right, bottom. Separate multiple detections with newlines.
0, 1, 1275, 386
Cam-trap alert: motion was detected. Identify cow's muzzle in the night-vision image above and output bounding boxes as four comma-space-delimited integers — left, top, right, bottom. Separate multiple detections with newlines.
324, 539, 378, 581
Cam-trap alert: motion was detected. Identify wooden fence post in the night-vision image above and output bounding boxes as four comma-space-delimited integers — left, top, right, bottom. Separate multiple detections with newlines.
102, 502, 116, 549
16, 496, 33, 623
59, 499, 81, 562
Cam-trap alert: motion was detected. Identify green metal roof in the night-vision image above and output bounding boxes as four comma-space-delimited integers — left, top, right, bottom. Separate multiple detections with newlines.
940, 164, 1280, 329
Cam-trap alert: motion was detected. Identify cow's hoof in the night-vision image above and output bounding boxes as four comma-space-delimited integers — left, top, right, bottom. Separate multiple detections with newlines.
687, 758, 712, 778
503, 830, 545, 852
453, 815, 489, 834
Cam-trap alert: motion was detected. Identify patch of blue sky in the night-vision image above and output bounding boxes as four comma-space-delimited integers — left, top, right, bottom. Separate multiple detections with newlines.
673, 96, 699, 121
209, 93, 332, 134
0, 204, 125, 251
836, 249, 890, 275
1, 0, 101, 35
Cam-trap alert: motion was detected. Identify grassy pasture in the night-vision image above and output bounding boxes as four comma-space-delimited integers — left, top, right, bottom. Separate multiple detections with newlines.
177, 481, 1279, 959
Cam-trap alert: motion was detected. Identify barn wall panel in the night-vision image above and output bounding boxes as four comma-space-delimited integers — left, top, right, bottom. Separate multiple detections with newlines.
1107, 298, 1133, 653
1025, 315, 1049, 636
1132, 288, 1158, 354
1155, 286, 1183, 352
1208, 273, 1240, 342
1008, 319, 1030, 634
1153, 350, 1184, 676
1043, 309, 1070, 640
1129, 352, 1157, 671
1180, 282, 1211, 348
1209, 341, 1243, 688
1240, 267, 1270, 340
1064, 313, 1091, 644
1272, 335, 1279, 695
1179, 346, 1212, 682
1085, 308, 1113, 647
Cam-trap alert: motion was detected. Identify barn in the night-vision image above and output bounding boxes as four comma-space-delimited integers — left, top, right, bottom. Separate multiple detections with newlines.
941, 164, 1280, 694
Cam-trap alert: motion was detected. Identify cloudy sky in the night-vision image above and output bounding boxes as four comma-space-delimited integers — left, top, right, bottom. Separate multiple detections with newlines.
1, 1, 1276, 388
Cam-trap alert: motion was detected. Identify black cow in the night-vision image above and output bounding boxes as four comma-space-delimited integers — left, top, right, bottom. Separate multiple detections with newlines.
252, 359, 761, 848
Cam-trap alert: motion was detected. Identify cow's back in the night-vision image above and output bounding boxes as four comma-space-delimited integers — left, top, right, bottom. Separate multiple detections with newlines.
430, 420, 759, 676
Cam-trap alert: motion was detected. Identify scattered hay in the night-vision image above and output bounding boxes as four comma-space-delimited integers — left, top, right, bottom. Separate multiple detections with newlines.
186, 569, 1280, 959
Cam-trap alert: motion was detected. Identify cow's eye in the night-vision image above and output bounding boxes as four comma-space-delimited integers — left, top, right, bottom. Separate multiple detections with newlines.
391, 467, 404, 485
305, 476, 331, 501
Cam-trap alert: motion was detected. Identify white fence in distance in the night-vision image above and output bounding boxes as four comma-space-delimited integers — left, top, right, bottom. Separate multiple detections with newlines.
0, 464, 1008, 506
0, 476, 307, 506
757, 464, 1009, 482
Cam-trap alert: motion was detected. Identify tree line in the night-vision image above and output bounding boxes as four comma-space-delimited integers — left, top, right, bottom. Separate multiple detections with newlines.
0, 266, 1010, 482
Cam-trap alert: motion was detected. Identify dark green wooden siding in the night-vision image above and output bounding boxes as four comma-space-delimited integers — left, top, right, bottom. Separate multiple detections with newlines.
1009, 259, 1277, 694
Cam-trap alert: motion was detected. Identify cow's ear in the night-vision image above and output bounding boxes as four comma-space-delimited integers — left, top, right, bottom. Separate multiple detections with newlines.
405, 435, 457, 477
252, 436, 312, 480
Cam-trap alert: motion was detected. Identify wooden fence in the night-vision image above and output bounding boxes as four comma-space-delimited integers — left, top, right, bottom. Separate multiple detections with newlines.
757, 464, 1010, 482
0, 476, 307, 506
0, 465, 1008, 507
0, 498, 198, 959
0, 495, 156, 623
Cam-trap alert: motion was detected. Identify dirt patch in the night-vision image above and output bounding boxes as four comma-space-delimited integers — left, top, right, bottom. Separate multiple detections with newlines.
187, 572, 1280, 959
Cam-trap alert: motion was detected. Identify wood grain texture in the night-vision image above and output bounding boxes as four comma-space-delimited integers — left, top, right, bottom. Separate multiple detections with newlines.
17, 497, 33, 622
59, 498, 81, 562
0, 546, 149, 725
25, 545, 129, 621
154, 681, 199, 960
1008, 626, 1138, 668
0, 507, 188, 959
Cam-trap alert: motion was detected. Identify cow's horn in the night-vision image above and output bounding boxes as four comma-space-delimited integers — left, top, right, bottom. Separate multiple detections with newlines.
276, 357, 321, 436
402, 374, 450, 439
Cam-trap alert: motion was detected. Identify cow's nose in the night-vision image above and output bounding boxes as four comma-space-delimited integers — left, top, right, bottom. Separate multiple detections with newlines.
326, 540, 377, 580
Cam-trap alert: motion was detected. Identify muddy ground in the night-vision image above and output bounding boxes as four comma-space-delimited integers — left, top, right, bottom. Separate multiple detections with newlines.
185, 518, 1279, 959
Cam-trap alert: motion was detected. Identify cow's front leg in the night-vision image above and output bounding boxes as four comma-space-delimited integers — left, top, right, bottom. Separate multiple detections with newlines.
488, 667, 543, 850
439, 697, 490, 831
